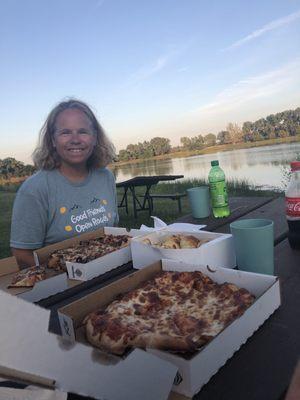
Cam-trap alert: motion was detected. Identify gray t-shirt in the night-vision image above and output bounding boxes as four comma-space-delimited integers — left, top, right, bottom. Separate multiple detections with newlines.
10, 168, 119, 249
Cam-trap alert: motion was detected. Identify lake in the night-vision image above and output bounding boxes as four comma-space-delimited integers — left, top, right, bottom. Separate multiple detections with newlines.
113, 142, 300, 191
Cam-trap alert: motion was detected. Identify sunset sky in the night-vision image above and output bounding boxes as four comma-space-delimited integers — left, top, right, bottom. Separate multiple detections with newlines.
1, 0, 300, 164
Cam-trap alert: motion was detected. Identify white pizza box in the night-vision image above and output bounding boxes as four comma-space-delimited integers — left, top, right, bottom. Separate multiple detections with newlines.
0, 290, 177, 400
148, 259, 281, 398
131, 229, 236, 269
57, 258, 280, 398
34, 226, 142, 281
0, 256, 72, 303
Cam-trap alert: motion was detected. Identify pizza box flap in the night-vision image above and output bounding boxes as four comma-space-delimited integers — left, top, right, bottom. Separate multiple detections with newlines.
0, 290, 177, 400
0, 264, 75, 302
0, 256, 20, 277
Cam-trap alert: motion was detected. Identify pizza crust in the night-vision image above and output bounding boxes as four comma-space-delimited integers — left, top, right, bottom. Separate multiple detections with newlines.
83, 270, 255, 356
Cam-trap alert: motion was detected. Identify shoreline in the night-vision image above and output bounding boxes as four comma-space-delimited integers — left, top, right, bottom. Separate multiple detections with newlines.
110, 136, 300, 169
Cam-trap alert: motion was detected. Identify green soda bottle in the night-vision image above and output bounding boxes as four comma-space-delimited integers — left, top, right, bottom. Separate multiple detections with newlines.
208, 160, 230, 218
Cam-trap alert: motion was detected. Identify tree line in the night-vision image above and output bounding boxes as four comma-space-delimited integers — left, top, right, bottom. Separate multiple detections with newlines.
1, 107, 300, 177
0, 157, 36, 180
117, 107, 300, 161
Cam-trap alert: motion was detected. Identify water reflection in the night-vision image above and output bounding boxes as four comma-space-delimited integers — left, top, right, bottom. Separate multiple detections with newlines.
112, 142, 300, 190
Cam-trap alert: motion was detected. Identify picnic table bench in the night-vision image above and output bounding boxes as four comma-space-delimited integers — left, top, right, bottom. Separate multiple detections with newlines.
116, 175, 184, 218
148, 192, 186, 213
6, 195, 299, 400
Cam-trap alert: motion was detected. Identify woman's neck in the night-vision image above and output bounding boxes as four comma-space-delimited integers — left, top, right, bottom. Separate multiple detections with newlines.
58, 163, 89, 183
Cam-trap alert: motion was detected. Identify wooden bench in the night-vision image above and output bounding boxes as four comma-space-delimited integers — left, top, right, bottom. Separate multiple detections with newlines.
148, 193, 187, 213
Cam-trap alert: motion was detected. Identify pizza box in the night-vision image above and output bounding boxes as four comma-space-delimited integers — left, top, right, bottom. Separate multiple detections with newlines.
34, 226, 142, 281
148, 259, 281, 397
0, 256, 74, 303
57, 258, 280, 398
131, 229, 236, 269
0, 289, 177, 400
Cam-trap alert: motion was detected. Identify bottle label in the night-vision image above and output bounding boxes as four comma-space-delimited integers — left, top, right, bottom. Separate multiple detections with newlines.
286, 197, 300, 217
210, 181, 228, 207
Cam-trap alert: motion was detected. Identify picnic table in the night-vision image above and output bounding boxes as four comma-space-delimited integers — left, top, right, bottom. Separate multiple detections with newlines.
116, 175, 184, 218
6, 195, 299, 400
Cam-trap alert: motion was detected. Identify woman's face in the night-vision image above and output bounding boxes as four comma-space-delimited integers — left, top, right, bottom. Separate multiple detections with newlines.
53, 108, 97, 168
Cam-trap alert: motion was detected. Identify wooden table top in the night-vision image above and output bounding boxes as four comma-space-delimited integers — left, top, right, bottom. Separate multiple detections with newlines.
116, 175, 184, 188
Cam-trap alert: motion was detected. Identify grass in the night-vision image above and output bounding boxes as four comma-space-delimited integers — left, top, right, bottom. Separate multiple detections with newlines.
0, 191, 16, 258
0, 179, 281, 259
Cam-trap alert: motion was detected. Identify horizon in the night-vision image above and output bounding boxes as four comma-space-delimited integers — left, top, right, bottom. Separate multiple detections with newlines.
1, 0, 300, 164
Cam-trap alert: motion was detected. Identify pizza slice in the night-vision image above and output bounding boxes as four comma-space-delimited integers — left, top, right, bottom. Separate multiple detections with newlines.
8, 266, 47, 288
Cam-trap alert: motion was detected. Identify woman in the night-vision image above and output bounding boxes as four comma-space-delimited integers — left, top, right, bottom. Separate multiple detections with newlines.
10, 99, 118, 268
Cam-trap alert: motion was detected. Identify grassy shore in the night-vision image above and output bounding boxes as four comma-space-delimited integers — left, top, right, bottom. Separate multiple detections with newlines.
0, 179, 280, 259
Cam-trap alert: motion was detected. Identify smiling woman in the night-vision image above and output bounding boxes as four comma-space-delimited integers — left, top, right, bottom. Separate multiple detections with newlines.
10, 99, 119, 268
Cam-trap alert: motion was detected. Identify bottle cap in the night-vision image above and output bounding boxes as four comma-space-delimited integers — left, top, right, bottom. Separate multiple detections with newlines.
291, 161, 300, 171
211, 160, 219, 166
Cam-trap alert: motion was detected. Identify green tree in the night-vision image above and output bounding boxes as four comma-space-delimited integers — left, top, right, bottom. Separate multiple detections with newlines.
149, 137, 171, 156
204, 133, 216, 146
242, 121, 255, 142
217, 130, 231, 144
226, 123, 243, 144
180, 137, 192, 150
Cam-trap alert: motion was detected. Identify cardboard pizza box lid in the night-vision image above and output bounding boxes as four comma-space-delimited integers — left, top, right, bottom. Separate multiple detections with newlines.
0, 256, 20, 276
0, 290, 177, 400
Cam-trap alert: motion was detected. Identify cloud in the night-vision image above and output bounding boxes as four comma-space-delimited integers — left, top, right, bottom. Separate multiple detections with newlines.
133, 54, 170, 81
191, 58, 300, 117
124, 40, 195, 87
223, 9, 300, 51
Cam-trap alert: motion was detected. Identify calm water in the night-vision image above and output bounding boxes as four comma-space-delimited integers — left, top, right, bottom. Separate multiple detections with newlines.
113, 142, 300, 191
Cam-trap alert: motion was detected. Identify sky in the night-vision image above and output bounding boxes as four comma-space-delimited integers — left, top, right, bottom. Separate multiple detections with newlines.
1, 0, 300, 164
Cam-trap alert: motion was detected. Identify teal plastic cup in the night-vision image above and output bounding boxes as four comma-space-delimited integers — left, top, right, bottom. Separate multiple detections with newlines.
186, 186, 210, 218
230, 219, 274, 275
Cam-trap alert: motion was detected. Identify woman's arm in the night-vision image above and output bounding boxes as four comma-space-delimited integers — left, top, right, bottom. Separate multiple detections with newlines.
11, 248, 36, 269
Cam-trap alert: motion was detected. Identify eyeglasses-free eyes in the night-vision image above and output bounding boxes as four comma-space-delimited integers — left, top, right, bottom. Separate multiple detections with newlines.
54, 129, 95, 138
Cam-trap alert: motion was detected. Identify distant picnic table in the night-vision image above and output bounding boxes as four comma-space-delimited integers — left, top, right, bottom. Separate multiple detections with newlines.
116, 175, 184, 218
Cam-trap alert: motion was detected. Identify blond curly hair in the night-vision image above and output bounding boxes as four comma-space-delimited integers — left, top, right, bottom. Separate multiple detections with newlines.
32, 99, 115, 169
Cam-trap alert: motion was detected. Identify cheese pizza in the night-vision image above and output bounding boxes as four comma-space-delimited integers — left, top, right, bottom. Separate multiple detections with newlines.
84, 270, 255, 355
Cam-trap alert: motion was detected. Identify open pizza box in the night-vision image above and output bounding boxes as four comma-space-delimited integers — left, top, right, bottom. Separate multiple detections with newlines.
57, 258, 280, 398
0, 256, 73, 303
34, 226, 142, 281
131, 229, 236, 270
0, 290, 177, 400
